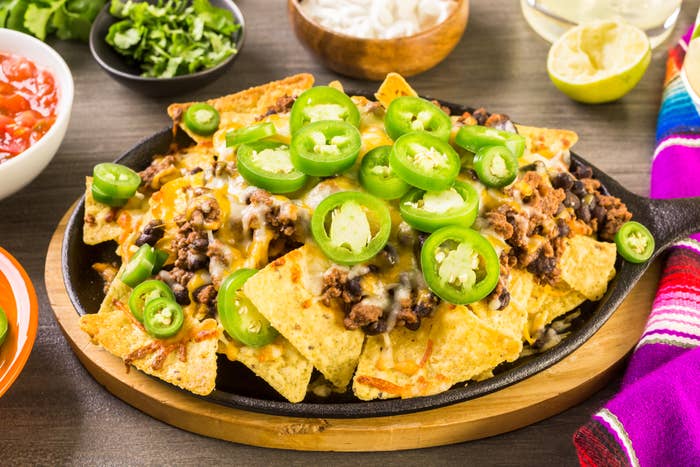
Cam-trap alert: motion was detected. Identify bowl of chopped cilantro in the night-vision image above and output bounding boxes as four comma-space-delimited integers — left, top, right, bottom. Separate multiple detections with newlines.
89, 0, 244, 96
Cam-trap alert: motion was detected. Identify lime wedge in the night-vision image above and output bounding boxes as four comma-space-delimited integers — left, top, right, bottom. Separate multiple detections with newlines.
547, 20, 651, 104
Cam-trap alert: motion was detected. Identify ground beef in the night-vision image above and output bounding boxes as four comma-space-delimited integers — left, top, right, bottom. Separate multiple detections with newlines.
344, 302, 383, 330
260, 95, 295, 119
135, 219, 164, 247
173, 221, 209, 271
483, 171, 569, 285
554, 163, 632, 241
247, 188, 307, 244
596, 194, 632, 241
189, 194, 221, 230
485, 207, 514, 239
139, 155, 178, 190
514, 171, 566, 217
321, 267, 362, 307
193, 284, 217, 316
323, 265, 440, 333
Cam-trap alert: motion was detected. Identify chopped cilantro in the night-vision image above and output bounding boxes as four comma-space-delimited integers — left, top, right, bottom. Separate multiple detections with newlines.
105, 0, 240, 78
0, 0, 105, 42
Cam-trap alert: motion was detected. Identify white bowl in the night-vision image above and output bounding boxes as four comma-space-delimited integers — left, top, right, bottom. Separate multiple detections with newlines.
0, 29, 74, 200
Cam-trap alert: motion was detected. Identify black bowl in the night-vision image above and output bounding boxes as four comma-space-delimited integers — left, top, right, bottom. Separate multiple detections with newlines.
89, 0, 245, 97
62, 96, 700, 418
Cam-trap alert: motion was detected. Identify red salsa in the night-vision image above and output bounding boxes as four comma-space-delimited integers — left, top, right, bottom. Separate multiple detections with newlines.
0, 53, 58, 164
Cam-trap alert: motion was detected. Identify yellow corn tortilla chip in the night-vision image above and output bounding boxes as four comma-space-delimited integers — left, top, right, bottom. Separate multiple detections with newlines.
515, 124, 578, 158
83, 177, 147, 245
469, 268, 533, 340
560, 235, 617, 301
352, 318, 447, 400
374, 72, 418, 108
353, 304, 521, 400
430, 304, 522, 383
168, 74, 315, 143
242, 244, 364, 390
232, 337, 313, 404
525, 281, 586, 342
79, 276, 219, 396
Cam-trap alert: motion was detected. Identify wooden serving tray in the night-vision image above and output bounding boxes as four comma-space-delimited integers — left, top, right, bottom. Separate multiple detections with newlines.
46, 205, 659, 451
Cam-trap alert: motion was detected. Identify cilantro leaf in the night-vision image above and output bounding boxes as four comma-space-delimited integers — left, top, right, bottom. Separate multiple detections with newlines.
0, 0, 105, 42
105, 0, 239, 78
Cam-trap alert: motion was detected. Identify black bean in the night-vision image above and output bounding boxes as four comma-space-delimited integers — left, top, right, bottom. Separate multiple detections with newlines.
185, 252, 209, 271
172, 283, 190, 305
571, 180, 587, 198
592, 205, 606, 225
573, 164, 593, 180
551, 172, 574, 190
563, 191, 581, 209
191, 237, 209, 251
576, 204, 591, 223
346, 277, 363, 301
135, 220, 165, 247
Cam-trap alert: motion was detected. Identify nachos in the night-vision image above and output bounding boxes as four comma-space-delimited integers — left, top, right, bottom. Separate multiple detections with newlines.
79, 73, 634, 402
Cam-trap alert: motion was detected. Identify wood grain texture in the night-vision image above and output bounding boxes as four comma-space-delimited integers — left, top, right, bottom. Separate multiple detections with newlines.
1, 0, 698, 463
288, 0, 469, 80
46, 205, 658, 451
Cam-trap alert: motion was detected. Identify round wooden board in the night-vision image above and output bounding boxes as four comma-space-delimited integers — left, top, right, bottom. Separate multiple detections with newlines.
46, 204, 659, 451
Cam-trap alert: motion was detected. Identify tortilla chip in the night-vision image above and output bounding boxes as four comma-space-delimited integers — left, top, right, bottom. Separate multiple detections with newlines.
352, 304, 521, 400
374, 72, 418, 108
515, 124, 578, 158
525, 281, 586, 342
242, 245, 364, 390
79, 276, 219, 396
233, 337, 313, 403
83, 177, 147, 245
353, 318, 444, 400
168, 74, 315, 143
560, 235, 617, 301
469, 271, 533, 342
430, 304, 522, 383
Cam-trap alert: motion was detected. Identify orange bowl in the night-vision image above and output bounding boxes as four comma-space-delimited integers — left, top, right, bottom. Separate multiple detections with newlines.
0, 247, 38, 397
288, 0, 469, 80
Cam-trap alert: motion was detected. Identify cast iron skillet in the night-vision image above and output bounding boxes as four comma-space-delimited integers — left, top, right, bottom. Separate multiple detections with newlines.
62, 96, 700, 419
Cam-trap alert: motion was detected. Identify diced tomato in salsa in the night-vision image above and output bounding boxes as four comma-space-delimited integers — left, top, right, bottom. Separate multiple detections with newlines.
0, 53, 58, 164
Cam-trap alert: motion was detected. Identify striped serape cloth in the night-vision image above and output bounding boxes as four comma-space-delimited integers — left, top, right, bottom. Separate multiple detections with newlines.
573, 27, 700, 467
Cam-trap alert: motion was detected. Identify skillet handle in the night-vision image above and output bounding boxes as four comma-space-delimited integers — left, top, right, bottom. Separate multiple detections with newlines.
639, 196, 700, 252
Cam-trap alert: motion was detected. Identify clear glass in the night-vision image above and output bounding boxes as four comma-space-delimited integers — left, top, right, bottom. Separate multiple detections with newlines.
682, 8, 700, 101
521, 0, 683, 48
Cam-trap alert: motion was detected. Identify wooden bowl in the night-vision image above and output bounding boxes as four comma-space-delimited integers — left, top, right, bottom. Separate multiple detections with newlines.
288, 0, 469, 80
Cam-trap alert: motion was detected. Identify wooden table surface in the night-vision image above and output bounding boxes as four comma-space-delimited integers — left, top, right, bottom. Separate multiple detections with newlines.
1, 0, 697, 464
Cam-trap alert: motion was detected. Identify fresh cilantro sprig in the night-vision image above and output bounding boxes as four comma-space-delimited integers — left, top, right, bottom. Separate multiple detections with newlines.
0, 0, 106, 41
106, 0, 240, 78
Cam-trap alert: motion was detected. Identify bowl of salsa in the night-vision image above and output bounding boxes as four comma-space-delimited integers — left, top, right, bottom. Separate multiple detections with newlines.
0, 29, 74, 201
0, 247, 38, 398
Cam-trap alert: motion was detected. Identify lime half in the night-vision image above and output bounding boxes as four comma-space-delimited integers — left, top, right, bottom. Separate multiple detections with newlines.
547, 20, 651, 104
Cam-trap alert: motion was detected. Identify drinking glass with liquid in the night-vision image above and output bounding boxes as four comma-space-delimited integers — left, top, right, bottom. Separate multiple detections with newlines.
521, 0, 682, 48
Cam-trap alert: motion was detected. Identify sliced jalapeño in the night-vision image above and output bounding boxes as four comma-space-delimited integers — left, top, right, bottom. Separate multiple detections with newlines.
420, 226, 500, 304
311, 191, 391, 265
